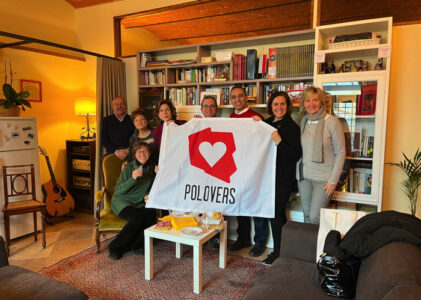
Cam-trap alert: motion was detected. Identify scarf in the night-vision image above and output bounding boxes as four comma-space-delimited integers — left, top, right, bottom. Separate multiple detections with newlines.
300, 107, 327, 163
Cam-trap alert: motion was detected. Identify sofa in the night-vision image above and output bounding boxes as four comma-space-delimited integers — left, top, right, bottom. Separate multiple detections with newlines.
246, 221, 421, 300
0, 236, 105, 300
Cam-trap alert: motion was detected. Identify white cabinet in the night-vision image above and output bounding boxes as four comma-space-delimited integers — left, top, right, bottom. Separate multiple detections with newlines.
0, 117, 42, 238
313, 18, 392, 212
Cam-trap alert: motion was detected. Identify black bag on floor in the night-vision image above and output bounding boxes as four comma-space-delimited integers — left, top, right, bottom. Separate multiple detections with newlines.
317, 230, 361, 298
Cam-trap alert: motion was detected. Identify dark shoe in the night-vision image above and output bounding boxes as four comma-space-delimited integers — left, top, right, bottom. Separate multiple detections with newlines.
109, 249, 123, 260
249, 244, 266, 257
262, 252, 279, 266
133, 247, 144, 255
212, 238, 220, 250
228, 240, 251, 251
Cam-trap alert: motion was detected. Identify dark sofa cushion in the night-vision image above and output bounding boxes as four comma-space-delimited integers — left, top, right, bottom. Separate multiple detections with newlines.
356, 242, 421, 300
383, 285, 421, 300
0, 265, 88, 300
246, 256, 331, 300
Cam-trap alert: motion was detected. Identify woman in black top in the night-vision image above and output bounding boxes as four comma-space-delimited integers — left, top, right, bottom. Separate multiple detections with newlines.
262, 91, 302, 266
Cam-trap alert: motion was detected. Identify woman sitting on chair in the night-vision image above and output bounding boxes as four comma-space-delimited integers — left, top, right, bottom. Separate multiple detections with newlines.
108, 141, 156, 260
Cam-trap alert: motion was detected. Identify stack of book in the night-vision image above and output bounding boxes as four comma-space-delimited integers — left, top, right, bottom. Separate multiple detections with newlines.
168, 87, 197, 106
360, 136, 374, 158
233, 54, 246, 80
267, 44, 315, 78
144, 71, 165, 85
263, 82, 310, 103
140, 53, 152, 67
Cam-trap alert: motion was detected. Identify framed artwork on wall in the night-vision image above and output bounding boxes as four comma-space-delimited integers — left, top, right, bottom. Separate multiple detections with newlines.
20, 79, 42, 102
200, 91, 220, 106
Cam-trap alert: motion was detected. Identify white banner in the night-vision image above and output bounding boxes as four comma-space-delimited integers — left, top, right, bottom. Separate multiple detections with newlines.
146, 118, 277, 218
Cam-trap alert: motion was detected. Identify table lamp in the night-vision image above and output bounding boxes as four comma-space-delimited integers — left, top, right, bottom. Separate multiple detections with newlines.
74, 97, 96, 140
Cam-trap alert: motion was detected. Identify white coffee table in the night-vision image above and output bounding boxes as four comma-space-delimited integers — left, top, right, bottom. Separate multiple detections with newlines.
144, 221, 227, 294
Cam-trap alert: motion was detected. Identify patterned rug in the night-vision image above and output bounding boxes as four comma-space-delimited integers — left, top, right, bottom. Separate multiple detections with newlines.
38, 239, 267, 299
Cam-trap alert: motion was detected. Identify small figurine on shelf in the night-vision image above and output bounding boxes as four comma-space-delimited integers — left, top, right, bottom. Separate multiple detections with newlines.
374, 58, 384, 70
362, 61, 369, 71
358, 60, 363, 72
351, 63, 357, 72
338, 64, 344, 73
321, 62, 328, 74
330, 61, 336, 73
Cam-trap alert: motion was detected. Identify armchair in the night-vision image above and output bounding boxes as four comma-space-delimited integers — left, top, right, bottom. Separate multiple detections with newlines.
95, 154, 127, 252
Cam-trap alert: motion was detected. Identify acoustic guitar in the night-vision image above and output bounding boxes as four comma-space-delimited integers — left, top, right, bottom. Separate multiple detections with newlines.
39, 146, 75, 217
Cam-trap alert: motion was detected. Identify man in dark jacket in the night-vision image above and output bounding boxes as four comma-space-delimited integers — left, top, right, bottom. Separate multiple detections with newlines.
101, 96, 135, 160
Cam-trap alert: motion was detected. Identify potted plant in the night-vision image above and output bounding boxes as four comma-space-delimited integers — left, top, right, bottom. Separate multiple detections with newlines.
0, 60, 31, 116
388, 149, 421, 216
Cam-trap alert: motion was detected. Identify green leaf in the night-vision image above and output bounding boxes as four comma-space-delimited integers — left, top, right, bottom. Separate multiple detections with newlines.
3, 83, 17, 101
16, 91, 30, 100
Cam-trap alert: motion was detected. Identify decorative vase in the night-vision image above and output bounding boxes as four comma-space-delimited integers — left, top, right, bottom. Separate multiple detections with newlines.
0, 105, 20, 116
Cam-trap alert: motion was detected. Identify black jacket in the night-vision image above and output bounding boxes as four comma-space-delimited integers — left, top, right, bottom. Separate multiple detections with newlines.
265, 115, 302, 217
325, 210, 421, 260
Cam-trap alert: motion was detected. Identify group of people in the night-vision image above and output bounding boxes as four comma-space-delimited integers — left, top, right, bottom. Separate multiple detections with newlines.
101, 85, 345, 265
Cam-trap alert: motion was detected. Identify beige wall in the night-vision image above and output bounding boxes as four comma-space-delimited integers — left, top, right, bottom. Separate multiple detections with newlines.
0, 1, 93, 184
1, 0, 420, 215
383, 24, 421, 217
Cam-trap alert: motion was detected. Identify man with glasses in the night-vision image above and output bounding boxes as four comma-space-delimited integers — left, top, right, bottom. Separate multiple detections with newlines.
228, 86, 268, 258
200, 95, 218, 118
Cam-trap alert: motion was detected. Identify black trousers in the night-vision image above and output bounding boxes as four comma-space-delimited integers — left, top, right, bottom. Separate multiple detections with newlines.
236, 216, 268, 245
109, 206, 156, 252
270, 185, 292, 256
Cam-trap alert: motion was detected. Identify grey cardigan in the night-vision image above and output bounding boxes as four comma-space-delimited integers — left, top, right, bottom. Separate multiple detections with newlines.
298, 114, 346, 184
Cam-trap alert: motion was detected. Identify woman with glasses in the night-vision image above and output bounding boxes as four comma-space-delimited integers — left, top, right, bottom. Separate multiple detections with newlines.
297, 86, 345, 224
108, 142, 157, 260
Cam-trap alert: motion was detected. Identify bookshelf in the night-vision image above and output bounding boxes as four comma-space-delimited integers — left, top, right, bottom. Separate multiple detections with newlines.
136, 30, 315, 115
314, 17, 392, 212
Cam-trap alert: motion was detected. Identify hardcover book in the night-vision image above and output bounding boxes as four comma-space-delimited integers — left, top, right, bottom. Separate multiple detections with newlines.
246, 49, 257, 80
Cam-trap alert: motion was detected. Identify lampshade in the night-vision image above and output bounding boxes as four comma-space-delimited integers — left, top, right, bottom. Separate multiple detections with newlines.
74, 97, 96, 115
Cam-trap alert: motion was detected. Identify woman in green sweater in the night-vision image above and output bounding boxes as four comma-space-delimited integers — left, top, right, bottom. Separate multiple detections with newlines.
108, 141, 156, 260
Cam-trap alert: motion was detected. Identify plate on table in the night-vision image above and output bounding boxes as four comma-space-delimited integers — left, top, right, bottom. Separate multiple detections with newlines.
180, 227, 203, 236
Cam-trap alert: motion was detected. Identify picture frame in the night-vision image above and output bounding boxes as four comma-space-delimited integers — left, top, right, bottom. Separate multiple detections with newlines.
357, 84, 377, 115
20, 79, 42, 102
200, 91, 220, 106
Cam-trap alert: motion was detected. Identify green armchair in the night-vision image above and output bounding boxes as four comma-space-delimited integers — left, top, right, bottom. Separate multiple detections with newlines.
95, 154, 127, 253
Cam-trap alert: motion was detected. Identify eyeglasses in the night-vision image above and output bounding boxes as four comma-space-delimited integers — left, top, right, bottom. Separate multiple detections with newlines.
202, 105, 217, 109
136, 150, 149, 155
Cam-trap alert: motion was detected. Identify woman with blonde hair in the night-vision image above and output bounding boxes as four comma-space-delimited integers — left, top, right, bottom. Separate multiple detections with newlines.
297, 86, 345, 224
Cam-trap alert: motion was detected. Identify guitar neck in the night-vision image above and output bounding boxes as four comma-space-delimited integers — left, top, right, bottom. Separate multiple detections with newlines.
45, 156, 58, 186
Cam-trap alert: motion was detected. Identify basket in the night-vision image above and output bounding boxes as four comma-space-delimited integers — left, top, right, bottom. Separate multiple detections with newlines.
327, 38, 381, 50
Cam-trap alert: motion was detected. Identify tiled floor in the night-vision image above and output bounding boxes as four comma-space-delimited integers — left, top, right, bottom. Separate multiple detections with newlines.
7, 212, 271, 272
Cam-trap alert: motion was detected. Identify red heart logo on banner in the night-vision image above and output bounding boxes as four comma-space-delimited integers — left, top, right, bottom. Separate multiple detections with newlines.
188, 128, 237, 183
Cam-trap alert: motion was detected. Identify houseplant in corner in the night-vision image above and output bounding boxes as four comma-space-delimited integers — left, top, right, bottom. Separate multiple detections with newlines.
388, 148, 421, 216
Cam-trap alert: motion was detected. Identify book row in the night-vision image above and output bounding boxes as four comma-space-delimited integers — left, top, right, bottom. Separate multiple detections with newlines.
344, 132, 374, 158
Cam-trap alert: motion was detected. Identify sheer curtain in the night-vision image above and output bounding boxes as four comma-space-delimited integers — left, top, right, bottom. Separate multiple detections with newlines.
94, 57, 126, 194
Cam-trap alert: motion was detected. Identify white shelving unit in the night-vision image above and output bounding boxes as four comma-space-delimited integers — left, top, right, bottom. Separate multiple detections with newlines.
314, 17, 392, 212
136, 30, 315, 121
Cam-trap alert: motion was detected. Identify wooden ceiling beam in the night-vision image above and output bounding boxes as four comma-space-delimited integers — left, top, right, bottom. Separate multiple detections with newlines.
138, 4, 310, 41
121, 0, 309, 28
320, 0, 421, 25
177, 26, 312, 44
